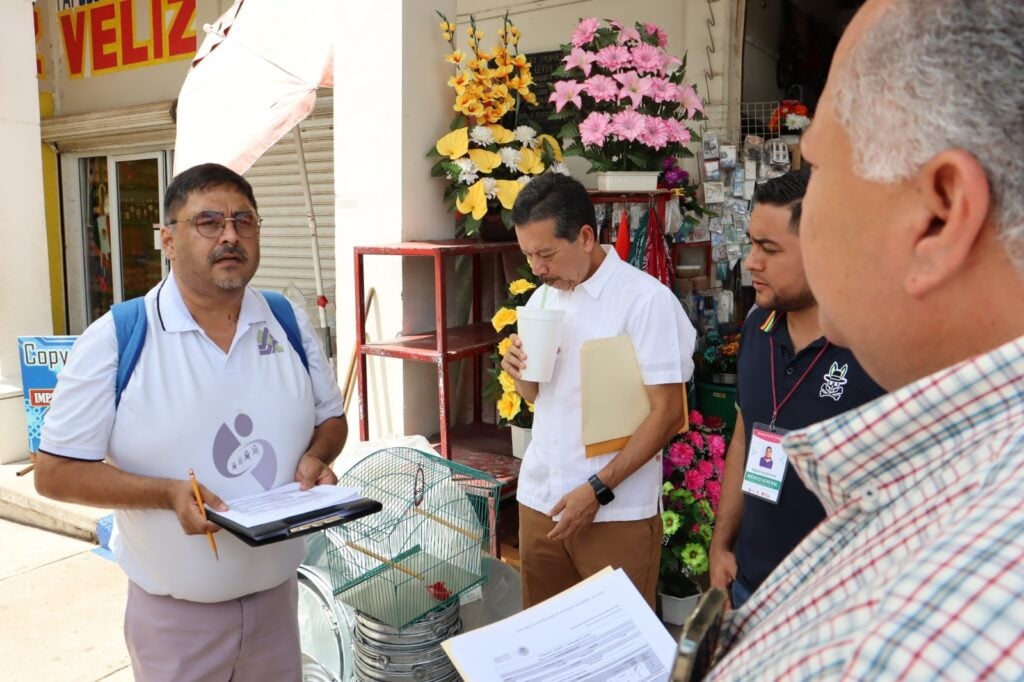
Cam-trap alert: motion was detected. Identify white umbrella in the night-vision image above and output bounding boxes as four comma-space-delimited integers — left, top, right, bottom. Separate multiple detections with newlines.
173, 0, 335, 352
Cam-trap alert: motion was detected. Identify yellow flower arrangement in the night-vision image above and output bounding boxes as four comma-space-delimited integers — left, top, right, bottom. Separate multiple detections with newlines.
508, 278, 537, 296
498, 370, 516, 393
496, 391, 522, 421
430, 12, 566, 236
484, 269, 542, 429
497, 336, 514, 357
491, 307, 517, 332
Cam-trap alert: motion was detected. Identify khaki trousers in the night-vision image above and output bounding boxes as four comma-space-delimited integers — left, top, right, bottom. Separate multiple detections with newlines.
518, 503, 661, 609
125, 575, 301, 682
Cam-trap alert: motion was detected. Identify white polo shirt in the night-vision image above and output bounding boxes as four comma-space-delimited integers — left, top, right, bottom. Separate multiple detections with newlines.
40, 273, 344, 603
517, 247, 696, 522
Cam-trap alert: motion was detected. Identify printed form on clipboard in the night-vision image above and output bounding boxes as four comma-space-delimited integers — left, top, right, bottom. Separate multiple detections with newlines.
206, 482, 382, 547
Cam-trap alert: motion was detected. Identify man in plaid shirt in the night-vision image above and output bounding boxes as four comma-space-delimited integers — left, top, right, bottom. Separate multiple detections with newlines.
711, 0, 1024, 678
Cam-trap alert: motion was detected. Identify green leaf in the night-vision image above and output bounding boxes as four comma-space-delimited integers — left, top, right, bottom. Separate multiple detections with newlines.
625, 152, 651, 169
556, 121, 579, 140
464, 214, 482, 235
547, 108, 578, 121
430, 159, 451, 177
450, 113, 468, 131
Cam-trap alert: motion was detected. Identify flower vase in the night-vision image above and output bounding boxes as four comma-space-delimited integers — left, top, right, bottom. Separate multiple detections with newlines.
510, 425, 532, 459
478, 208, 514, 242
595, 171, 660, 192
659, 590, 702, 626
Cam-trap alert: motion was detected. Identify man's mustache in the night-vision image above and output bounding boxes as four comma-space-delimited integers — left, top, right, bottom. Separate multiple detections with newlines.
209, 245, 249, 264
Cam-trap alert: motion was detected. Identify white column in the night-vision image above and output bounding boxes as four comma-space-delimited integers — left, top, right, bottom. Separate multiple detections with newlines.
0, 0, 53, 463
334, 0, 457, 444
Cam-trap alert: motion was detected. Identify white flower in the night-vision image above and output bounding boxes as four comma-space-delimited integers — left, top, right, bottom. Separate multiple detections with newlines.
784, 113, 811, 131
517, 175, 532, 187
482, 177, 498, 199
470, 126, 495, 145
453, 158, 478, 185
550, 161, 570, 176
514, 125, 537, 146
561, 137, 575, 149
498, 146, 522, 171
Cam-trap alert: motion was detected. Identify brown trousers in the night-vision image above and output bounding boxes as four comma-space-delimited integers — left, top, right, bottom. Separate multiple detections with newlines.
518, 503, 662, 609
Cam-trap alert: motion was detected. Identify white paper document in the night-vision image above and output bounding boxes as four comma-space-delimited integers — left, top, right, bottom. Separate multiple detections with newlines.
442, 567, 676, 682
211, 482, 360, 528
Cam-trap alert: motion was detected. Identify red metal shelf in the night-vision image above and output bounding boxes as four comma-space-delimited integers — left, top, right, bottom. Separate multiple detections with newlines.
360, 323, 501, 361
354, 238, 520, 462
588, 189, 675, 203
354, 240, 519, 257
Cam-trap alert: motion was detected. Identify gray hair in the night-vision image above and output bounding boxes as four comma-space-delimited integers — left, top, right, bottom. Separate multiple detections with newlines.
834, 0, 1024, 266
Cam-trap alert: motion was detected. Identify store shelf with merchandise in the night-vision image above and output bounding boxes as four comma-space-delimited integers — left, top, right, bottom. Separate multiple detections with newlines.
590, 189, 713, 290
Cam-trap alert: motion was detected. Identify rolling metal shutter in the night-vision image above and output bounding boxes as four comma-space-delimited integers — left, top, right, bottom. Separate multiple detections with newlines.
244, 93, 336, 327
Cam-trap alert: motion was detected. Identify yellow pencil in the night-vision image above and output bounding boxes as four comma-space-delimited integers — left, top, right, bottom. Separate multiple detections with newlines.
188, 468, 219, 561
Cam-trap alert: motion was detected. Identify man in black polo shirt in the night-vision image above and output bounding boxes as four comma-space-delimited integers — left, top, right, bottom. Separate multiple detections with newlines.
709, 170, 884, 609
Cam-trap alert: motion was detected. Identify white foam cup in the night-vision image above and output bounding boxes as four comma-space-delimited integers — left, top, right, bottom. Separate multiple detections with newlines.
515, 307, 565, 383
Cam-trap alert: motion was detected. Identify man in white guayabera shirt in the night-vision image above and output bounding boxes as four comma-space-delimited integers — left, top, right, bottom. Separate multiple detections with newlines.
502, 173, 696, 610
35, 163, 347, 681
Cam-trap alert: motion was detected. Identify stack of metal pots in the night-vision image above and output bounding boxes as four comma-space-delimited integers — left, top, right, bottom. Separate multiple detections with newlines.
352, 600, 462, 682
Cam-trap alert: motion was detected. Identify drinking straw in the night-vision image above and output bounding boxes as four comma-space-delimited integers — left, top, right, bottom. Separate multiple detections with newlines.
540, 284, 549, 308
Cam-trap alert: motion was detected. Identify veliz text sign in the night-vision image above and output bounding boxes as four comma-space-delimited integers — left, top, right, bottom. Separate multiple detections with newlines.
58, 0, 197, 78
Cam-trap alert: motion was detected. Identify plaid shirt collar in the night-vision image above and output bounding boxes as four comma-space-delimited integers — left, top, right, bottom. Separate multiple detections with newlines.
784, 334, 1024, 516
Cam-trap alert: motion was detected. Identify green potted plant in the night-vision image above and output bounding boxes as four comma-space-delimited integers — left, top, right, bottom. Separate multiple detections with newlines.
659, 409, 727, 624
700, 330, 740, 385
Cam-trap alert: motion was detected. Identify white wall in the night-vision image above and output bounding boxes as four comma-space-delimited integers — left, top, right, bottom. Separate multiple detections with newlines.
334, 0, 458, 445
0, 0, 53, 463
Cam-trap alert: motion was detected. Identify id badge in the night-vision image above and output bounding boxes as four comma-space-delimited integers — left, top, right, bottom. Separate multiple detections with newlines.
741, 423, 789, 504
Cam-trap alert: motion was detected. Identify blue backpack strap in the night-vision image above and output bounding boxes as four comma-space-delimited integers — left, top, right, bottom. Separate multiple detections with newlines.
111, 297, 148, 408
262, 291, 309, 372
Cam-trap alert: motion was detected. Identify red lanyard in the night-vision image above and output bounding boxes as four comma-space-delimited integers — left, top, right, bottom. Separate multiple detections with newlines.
769, 337, 829, 429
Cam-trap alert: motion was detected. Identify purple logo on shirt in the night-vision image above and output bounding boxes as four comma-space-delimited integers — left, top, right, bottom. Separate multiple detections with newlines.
257, 327, 283, 356
212, 413, 278, 489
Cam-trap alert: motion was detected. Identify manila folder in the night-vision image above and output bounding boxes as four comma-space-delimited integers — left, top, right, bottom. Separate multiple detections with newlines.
581, 335, 650, 458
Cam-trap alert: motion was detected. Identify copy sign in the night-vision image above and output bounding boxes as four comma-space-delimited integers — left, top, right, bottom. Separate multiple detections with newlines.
18, 336, 77, 453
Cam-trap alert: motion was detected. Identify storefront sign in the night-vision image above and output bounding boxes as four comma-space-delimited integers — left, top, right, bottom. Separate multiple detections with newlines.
18, 336, 78, 453
57, 0, 197, 78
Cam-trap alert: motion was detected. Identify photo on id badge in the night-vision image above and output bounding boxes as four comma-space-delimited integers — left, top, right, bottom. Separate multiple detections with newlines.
741, 424, 788, 504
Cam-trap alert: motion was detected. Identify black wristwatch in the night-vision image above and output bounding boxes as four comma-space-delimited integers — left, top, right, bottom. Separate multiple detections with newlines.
588, 475, 615, 505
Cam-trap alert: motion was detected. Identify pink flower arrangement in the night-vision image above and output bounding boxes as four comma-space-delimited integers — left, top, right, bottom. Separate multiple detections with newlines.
661, 409, 728, 587
550, 18, 704, 173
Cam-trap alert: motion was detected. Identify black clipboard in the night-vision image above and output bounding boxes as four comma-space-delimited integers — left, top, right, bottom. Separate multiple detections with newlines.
207, 497, 382, 547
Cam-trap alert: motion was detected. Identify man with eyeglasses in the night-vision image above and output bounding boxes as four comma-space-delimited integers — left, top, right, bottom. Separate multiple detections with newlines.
501, 173, 696, 609
35, 163, 347, 680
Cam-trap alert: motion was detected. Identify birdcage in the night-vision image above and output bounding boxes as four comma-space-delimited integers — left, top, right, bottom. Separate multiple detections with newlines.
326, 447, 501, 630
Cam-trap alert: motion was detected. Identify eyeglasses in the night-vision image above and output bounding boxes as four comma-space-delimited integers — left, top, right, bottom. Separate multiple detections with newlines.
166, 210, 263, 238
